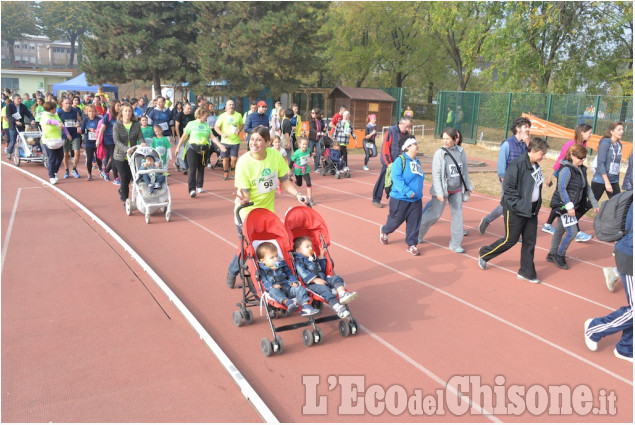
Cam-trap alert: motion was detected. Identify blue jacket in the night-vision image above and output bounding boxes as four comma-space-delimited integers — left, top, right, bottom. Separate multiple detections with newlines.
389, 154, 424, 202
258, 260, 300, 292
292, 252, 327, 283
244, 112, 269, 136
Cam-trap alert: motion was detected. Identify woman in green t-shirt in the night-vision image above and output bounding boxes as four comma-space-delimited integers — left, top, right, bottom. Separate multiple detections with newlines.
176, 103, 225, 197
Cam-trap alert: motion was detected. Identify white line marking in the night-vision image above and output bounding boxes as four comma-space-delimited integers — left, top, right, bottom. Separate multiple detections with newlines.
1, 187, 22, 272
1, 162, 279, 423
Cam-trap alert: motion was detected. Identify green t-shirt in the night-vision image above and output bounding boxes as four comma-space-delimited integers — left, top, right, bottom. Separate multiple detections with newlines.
291, 148, 311, 175
34, 105, 44, 122
234, 147, 290, 221
23, 99, 34, 111
216, 111, 243, 145
184, 120, 211, 145
123, 122, 132, 133
141, 125, 154, 143
151, 136, 172, 164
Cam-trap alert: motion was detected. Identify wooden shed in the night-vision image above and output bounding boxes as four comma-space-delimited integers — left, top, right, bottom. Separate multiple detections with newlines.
328, 87, 396, 130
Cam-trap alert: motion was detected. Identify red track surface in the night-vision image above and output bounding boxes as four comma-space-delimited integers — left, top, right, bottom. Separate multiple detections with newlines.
1, 150, 632, 423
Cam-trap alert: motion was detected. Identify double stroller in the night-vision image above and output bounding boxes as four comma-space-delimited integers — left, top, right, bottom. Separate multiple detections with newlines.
126, 146, 172, 223
11, 125, 45, 168
231, 204, 359, 357
317, 135, 351, 178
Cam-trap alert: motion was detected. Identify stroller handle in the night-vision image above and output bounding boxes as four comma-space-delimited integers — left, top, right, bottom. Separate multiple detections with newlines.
235, 201, 255, 225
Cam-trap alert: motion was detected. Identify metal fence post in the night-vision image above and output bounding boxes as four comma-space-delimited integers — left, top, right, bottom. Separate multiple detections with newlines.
504, 93, 513, 139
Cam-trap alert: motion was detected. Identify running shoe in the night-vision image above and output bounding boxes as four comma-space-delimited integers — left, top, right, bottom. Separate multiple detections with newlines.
379, 227, 388, 245
478, 257, 487, 270
575, 231, 593, 242
478, 218, 488, 235
363, 165, 369, 171
190, 190, 196, 198
49, 178, 57, 185
71, 169, 80, 178
86, 175, 93, 181
603, 267, 618, 292
196, 187, 204, 194
64, 171, 70, 179
113, 178, 121, 185
407, 245, 420, 256
301, 305, 320, 317
584, 319, 598, 351
333, 303, 350, 319
542, 223, 555, 234
516, 273, 540, 284
614, 348, 633, 362
338, 291, 358, 305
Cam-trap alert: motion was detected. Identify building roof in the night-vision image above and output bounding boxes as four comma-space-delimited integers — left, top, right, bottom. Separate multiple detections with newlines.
329, 87, 396, 102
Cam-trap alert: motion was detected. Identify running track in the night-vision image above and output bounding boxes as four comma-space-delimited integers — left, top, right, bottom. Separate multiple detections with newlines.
1, 151, 632, 422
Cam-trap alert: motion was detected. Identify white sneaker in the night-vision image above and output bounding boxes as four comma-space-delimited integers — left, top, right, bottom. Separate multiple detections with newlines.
189, 190, 196, 198
196, 187, 204, 194
603, 267, 618, 292
338, 291, 358, 305
363, 165, 369, 171
49, 178, 57, 185
54, 173, 59, 182
584, 319, 598, 351
333, 303, 350, 319
614, 348, 633, 362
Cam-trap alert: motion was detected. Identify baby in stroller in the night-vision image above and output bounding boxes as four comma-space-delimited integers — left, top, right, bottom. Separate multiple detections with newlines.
139, 154, 166, 193
329, 143, 350, 178
292, 236, 358, 318
256, 242, 320, 317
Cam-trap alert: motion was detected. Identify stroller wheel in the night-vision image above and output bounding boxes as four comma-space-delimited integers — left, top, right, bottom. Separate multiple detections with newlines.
261, 338, 273, 357
125, 199, 132, 216
339, 320, 351, 337
232, 310, 243, 327
12, 146, 20, 166
273, 335, 284, 354
335, 173, 341, 179
243, 308, 254, 324
349, 318, 359, 335
345, 172, 351, 178
314, 327, 324, 345
165, 210, 171, 222
302, 329, 314, 347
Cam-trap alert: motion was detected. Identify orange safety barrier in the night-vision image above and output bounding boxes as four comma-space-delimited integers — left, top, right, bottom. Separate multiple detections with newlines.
300, 121, 310, 137
522, 113, 632, 158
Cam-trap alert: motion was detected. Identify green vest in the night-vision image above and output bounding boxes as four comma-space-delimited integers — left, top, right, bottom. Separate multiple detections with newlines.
41, 111, 62, 140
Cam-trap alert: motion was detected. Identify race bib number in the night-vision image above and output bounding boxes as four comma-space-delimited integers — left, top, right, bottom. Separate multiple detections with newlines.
449, 163, 462, 177
256, 173, 278, 194
298, 155, 308, 166
11, 112, 21, 120
365, 142, 374, 149
560, 214, 578, 228
88, 132, 97, 140
65, 120, 76, 128
159, 122, 169, 131
609, 162, 620, 175
229, 124, 237, 134
410, 161, 423, 176
531, 167, 544, 186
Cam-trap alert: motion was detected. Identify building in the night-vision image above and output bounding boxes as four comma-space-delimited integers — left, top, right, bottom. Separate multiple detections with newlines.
328, 87, 396, 130
1, 35, 78, 68
1, 69, 74, 95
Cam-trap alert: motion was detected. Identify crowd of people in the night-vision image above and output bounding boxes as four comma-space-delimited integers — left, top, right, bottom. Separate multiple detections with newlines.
2, 87, 631, 362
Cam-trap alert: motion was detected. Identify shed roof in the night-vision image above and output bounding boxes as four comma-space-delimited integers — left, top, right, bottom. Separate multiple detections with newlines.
329, 87, 396, 102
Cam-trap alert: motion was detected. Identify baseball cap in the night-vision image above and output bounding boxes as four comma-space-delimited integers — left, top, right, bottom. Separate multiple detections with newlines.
257, 100, 267, 107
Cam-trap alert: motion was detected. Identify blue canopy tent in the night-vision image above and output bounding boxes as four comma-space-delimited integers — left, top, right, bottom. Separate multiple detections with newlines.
52, 73, 119, 98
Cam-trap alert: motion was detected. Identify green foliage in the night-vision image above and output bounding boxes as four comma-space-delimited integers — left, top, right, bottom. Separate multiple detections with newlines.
194, 1, 328, 98
1, 2, 38, 64
82, 2, 198, 93
37, 1, 91, 67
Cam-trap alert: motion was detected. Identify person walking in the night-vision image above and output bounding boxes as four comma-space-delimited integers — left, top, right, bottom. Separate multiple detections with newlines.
417, 127, 473, 253
478, 117, 532, 234
112, 104, 145, 205
371, 116, 413, 208
379, 138, 425, 256
478, 137, 550, 283
591, 121, 624, 202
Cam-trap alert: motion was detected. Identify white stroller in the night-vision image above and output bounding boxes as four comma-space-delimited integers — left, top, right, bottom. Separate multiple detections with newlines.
126, 146, 172, 223
12, 125, 46, 167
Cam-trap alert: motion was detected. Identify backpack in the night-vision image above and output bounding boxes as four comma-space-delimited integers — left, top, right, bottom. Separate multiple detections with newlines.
593, 190, 633, 241
384, 154, 406, 197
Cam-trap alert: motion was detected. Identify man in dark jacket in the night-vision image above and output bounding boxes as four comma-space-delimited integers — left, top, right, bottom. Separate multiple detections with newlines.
478, 137, 549, 283
6, 93, 35, 159
371, 116, 412, 208
244, 101, 269, 142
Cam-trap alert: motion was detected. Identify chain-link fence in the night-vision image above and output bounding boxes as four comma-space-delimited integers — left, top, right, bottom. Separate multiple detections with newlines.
436, 91, 633, 149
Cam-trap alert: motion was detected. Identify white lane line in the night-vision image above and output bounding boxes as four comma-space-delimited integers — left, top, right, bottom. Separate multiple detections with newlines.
1, 187, 22, 273
1, 162, 279, 423
362, 325, 501, 423
332, 240, 632, 387
169, 189, 631, 387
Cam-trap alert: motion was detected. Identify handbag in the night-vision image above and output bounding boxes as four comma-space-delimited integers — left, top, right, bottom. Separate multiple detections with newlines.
441, 147, 470, 201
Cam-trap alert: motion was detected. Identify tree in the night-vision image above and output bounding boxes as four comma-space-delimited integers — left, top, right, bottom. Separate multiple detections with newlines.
484, 2, 594, 93
428, 1, 502, 91
1, 2, 38, 65
194, 1, 328, 99
37, 1, 91, 67
82, 2, 198, 94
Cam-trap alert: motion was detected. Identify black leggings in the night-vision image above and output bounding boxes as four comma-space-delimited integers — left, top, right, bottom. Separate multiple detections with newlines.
185, 147, 209, 192
591, 181, 620, 204
85, 146, 102, 175
364, 141, 377, 165
104, 144, 119, 178
339, 145, 348, 167
113, 159, 132, 202
295, 173, 312, 188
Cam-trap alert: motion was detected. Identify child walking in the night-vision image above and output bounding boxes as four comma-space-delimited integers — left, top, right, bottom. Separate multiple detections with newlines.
363, 114, 378, 170
151, 125, 173, 171
291, 136, 315, 205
